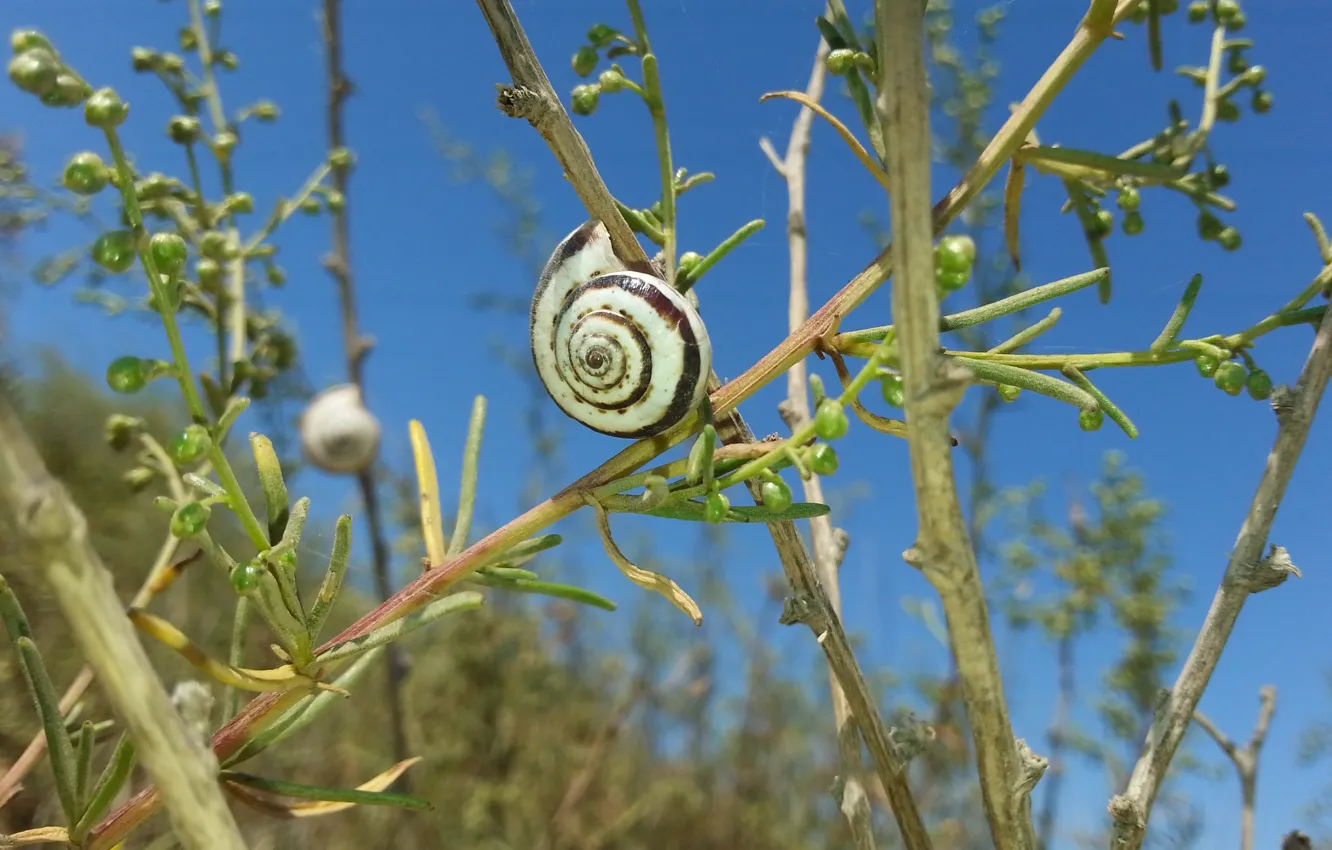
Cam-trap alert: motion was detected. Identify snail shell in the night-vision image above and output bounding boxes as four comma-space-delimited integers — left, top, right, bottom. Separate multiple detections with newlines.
299, 383, 381, 474
531, 220, 712, 438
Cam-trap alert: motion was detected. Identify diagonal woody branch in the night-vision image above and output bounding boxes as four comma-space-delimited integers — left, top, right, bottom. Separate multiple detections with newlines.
87, 2, 1139, 843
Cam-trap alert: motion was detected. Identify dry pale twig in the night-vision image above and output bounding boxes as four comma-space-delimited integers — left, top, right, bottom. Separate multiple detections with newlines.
319, 0, 411, 775
875, 0, 1044, 848
1109, 288, 1329, 848
0, 399, 245, 850
1192, 686, 1276, 850
764, 28, 878, 850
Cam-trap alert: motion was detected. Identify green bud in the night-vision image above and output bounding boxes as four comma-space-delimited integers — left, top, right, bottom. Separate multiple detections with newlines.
10, 30, 54, 55
1246, 369, 1272, 400
814, 398, 849, 440
935, 234, 975, 275
212, 131, 238, 155
571, 84, 599, 116
573, 45, 598, 77
158, 53, 184, 74
826, 48, 856, 75
704, 491, 729, 524
1217, 226, 1241, 251
1241, 65, 1265, 86
250, 100, 279, 121
1115, 185, 1140, 212
178, 27, 198, 51
586, 24, 618, 48
196, 257, 222, 288
106, 355, 147, 394
204, 0, 221, 17
1214, 0, 1239, 23
1186, 1, 1207, 21
1215, 98, 1240, 123
299, 197, 320, 215
63, 151, 107, 195
997, 384, 1021, 402
41, 72, 90, 108
329, 146, 354, 169
224, 191, 254, 214
322, 190, 344, 212
1214, 361, 1246, 395
1078, 407, 1104, 432
1194, 354, 1220, 377
8, 48, 59, 95
169, 424, 212, 465
104, 413, 143, 452
149, 232, 188, 276
92, 230, 137, 273
880, 372, 905, 408
130, 47, 158, 72
1208, 163, 1230, 188
678, 251, 703, 277
123, 466, 157, 493
1089, 208, 1114, 238
1227, 47, 1248, 74
1122, 210, 1144, 236
760, 479, 792, 513
84, 87, 128, 128
169, 501, 211, 538
1197, 210, 1224, 240
809, 443, 839, 476
1251, 90, 1272, 114
199, 230, 235, 260
598, 68, 625, 93
265, 264, 286, 287
167, 115, 200, 144
215, 50, 238, 71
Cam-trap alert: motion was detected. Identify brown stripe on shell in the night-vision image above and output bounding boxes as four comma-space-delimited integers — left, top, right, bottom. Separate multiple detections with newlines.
564, 309, 652, 411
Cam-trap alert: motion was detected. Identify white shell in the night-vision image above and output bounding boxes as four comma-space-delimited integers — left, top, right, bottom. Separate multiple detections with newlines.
299, 383, 381, 474
531, 221, 713, 438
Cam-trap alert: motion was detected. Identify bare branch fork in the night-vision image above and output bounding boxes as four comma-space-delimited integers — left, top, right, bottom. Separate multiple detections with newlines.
473, 0, 933, 845
764, 26, 878, 850
1109, 253, 1331, 848
1192, 686, 1276, 850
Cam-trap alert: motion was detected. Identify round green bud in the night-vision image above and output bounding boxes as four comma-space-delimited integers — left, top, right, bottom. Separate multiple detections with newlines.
158, 53, 184, 74
1217, 226, 1241, 251
215, 50, 238, 71
251, 100, 279, 121
130, 47, 158, 72
826, 48, 856, 75
997, 384, 1021, 402
1208, 163, 1230, 188
1122, 210, 1144, 236
1251, 90, 1271, 114
41, 73, 90, 108
169, 424, 212, 465
212, 131, 238, 155
123, 466, 157, 493
106, 355, 147, 394
1115, 185, 1140, 212
1214, 361, 1246, 395
809, 443, 839, 476
852, 52, 875, 73
1227, 48, 1248, 75
1194, 353, 1220, 377
199, 230, 232, 260
63, 151, 107, 195
265, 264, 286, 287
224, 191, 254, 214
329, 146, 355, 169
1214, 0, 1239, 22
814, 398, 849, 440
178, 26, 198, 51
704, 490, 729, 524
880, 372, 904, 408
229, 561, 263, 596
322, 190, 344, 213
571, 84, 599, 116
1089, 208, 1114, 238
572, 45, 598, 77
203, 0, 221, 17
598, 68, 624, 93
92, 230, 137, 273
84, 87, 128, 128
1215, 98, 1239, 123
586, 23, 617, 48
149, 232, 188, 276
935, 234, 975, 277
1078, 407, 1104, 432
936, 267, 969, 294
1241, 65, 1265, 86
1246, 369, 1272, 400
10, 30, 54, 55
1128, 1, 1148, 23
1226, 10, 1246, 30
104, 413, 141, 451
678, 251, 702, 278
760, 479, 792, 513
1186, 1, 1207, 21
299, 197, 320, 215
167, 115, 200, 144
8, 48, 59, 95
196, 257, 222, 288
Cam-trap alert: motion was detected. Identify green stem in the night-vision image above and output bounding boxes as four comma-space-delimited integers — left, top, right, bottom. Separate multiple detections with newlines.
677, 219, 765, 293
449, 396, 487, 557
626, 0, 676, 286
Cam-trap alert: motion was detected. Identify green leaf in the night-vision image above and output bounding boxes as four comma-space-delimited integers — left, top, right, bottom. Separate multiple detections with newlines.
466, 573, 616, 611
249, 433, 289, 544
14, 637, 80, 823
220, 770, 432, 811
307, 514, 351, 644
71, 732, 135, 843
634, 500, 832, 524
315, 591, 484, 664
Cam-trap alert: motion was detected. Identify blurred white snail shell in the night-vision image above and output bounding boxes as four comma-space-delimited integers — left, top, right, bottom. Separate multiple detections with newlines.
531, 220, 712, 438
299, 383, 381, 474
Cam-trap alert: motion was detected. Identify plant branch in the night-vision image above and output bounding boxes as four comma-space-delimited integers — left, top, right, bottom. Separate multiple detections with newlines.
1191, 685, 1276, 850
1109, 276, 1331, 848
319, 0, 410, 776
767, 30, 878, 850
0, 399, 246, 850
876, 0, 1042, 848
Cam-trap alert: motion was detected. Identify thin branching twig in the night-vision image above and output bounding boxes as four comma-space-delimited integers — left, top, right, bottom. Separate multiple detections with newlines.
1192, 686, 1276, 850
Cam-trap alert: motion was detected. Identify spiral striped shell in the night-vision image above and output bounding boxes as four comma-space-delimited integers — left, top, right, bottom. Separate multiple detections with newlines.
531, 220, 712, 438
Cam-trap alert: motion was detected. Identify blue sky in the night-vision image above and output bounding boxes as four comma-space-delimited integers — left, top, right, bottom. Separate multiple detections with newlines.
3, 0, 1329, 846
